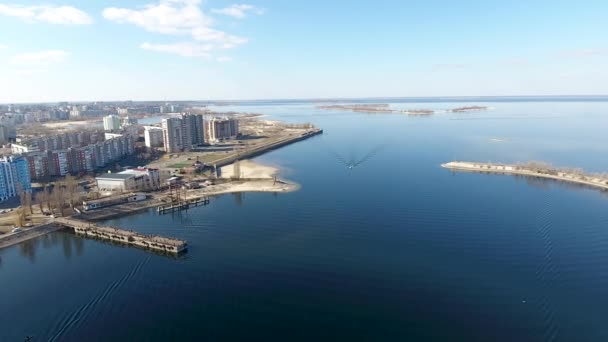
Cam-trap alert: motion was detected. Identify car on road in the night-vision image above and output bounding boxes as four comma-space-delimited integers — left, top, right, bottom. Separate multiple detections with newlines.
11, 227, 22, 233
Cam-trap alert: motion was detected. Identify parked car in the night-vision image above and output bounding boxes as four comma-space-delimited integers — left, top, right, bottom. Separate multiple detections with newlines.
11, 227, 22, 233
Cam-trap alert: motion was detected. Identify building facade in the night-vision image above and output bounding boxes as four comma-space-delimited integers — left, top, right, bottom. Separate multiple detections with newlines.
0, 156, 32, 202
21, 133, 136, 181
162, 117, 185, 153
161, 114, 205, 152
96, 168, 160, 192
205, 117, 240, 143
182, 113, 205, 146
144, 126, 164, 148
103, 114, 122, 131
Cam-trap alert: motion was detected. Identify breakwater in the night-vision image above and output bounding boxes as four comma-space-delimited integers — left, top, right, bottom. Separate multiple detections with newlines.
442, 161, 608, 191
212, 128, 323, 168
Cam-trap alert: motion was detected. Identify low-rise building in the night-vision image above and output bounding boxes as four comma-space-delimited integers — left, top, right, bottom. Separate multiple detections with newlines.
83, 193, 146, 211
96, 168, 160, 192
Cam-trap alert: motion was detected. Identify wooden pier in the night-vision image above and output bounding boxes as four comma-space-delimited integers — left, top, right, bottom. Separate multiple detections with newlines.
157, 196, 210, 214
55, 218, 187, 254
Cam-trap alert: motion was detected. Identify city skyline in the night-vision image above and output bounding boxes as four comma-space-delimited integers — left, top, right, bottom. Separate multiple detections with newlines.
1, 0, 608, 103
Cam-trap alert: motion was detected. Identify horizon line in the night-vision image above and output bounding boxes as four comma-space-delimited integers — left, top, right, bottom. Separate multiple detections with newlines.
3, 94, 608, 106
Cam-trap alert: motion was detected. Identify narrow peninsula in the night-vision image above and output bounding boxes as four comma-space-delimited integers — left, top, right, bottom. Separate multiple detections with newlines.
442, 161, 608, 191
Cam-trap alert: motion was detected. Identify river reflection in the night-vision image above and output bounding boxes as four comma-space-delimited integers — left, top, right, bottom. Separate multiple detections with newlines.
0, 231, 85, 266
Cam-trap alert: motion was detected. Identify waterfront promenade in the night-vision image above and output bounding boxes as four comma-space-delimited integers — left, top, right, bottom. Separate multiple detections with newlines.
442, 161, 608, 191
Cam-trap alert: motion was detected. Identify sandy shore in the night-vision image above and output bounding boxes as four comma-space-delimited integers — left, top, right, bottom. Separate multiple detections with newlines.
220, 159, 279, 179
188, 179, 300, 198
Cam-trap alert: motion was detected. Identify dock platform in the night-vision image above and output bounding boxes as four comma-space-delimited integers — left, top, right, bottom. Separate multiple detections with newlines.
157, 196, 210, 214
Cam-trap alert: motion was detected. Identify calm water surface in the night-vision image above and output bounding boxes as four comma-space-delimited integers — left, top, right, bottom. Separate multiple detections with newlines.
2, 100, 608, 341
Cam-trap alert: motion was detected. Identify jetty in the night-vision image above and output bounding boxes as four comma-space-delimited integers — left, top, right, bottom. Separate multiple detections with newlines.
158, 196, 210, 214
54, 217, 187, 254
442, 161, 608, 191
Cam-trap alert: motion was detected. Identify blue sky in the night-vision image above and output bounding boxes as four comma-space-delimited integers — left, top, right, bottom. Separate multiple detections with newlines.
1, 0, 607, 102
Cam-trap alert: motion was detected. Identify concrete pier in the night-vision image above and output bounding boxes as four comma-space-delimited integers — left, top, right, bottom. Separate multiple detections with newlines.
55, 218, 187, 254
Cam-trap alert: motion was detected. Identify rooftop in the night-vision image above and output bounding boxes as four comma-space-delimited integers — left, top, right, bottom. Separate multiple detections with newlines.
96, 168, 157, 180
96, 173, 134, 180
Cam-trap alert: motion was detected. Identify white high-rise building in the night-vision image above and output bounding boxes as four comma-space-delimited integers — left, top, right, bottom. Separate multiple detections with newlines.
162, 118, 185, 153
161, 114, 205, 153
103, 115, 122, 131
144, 126, 164, 148
181, 113, 205, 146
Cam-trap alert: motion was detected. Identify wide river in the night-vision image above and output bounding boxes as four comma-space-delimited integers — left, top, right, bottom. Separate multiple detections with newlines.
2, 98, 608, 341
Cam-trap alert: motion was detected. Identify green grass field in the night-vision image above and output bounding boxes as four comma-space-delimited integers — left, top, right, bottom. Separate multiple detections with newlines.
167, 163, 193, 169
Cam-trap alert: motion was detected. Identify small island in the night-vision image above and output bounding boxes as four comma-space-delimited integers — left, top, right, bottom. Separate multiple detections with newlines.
448, 106, 489, 113
442, 161, 608, 191
316, 104, 394, 113
400, 109, 435, 115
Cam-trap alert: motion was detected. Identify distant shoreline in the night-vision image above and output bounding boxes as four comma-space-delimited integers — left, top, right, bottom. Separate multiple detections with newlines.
316, 104, 490, 115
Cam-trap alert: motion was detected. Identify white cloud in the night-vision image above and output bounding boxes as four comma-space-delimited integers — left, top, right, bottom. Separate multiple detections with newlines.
103, 0, 250, 59
216, 56, 232, 63
0, 4, 92, 25
103, 0, 212, 35
11, 50, 68, 66
141, 42, 213, 58
211, 4, 264, 19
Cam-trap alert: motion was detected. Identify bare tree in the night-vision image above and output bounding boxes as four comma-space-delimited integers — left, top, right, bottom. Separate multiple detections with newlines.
51, 186, 65, 216
18, 189, 27, 213
43, 185, 52, 212
24, 191, 32, 215
64, 175, 79, 209
34, 191, 44, 213
13, 208, 26, 227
